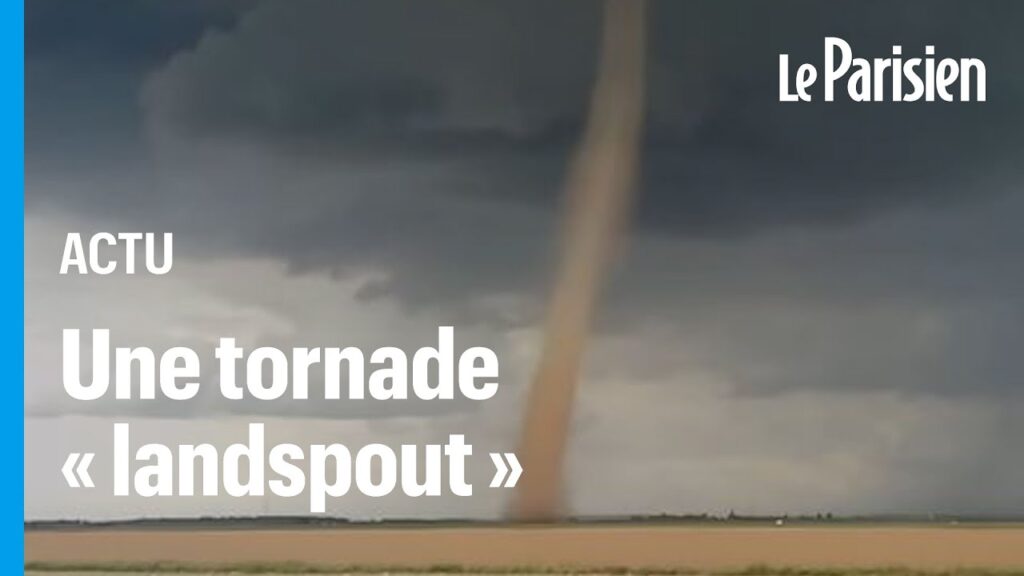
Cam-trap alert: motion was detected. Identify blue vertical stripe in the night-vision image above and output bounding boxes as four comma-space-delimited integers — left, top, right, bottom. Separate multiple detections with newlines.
1, 0, 25, 572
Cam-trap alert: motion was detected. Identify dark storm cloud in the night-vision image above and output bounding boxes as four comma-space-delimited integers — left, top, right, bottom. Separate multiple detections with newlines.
27, 0, 244, 65
109, 0, 1024, 323
137, 0, 1024, 236
26, 0, 249, 179
27, 0, 1024, 252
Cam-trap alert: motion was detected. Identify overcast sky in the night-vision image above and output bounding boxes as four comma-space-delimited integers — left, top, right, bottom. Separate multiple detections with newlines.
25, 0, 1024, 520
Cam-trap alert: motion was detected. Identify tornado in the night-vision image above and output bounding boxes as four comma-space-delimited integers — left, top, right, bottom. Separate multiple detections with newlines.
512, 0, 647, 521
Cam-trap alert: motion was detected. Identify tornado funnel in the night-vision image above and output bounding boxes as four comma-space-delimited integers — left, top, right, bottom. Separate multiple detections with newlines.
511, 0, 647, 522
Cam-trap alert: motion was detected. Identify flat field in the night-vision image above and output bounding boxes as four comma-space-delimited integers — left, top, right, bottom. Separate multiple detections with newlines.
24, 524, 1024, 574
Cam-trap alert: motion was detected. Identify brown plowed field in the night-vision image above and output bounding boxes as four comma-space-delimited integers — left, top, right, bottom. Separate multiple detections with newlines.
24, 525, 1024, 570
